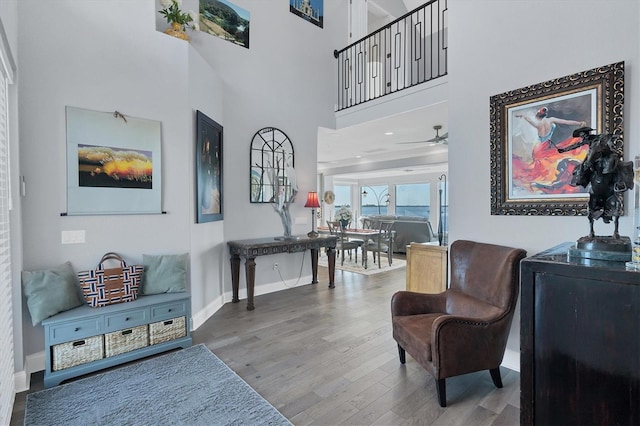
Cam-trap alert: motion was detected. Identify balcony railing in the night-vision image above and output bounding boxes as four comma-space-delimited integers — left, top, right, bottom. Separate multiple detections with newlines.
334, 0, 448, 111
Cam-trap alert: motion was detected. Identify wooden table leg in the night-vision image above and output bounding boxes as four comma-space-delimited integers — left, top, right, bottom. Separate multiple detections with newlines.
230, 253, 241, 303
327, 247, 336, 288
311, 248, 319, 284
363, 244, 368, 269
244, 257, 256, 311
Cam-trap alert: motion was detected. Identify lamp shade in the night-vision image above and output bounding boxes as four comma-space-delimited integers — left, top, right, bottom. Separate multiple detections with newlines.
304, 191, 321, 208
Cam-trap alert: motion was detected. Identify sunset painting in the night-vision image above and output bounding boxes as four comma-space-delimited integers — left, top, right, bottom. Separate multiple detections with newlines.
78, 144, 153, 189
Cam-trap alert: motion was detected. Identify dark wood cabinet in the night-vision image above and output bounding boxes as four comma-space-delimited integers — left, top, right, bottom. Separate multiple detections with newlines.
520, 243, 639, 426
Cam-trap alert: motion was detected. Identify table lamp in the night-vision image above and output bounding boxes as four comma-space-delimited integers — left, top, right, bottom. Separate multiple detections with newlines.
304, 191, 321, 238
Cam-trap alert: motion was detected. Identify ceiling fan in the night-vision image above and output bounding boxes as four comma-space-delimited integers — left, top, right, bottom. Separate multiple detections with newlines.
396, 125, 448, 145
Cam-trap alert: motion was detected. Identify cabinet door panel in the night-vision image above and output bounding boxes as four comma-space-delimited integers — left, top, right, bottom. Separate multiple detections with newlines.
534, 274, 640, 425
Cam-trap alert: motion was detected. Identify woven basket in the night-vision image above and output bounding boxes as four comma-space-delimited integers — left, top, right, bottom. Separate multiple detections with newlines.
105, 325, 149, 357
149, 316, 186, 345
52, 335, 104, 371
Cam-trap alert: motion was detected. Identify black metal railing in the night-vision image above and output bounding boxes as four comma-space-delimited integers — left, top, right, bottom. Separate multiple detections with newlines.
334, 0, 448, 111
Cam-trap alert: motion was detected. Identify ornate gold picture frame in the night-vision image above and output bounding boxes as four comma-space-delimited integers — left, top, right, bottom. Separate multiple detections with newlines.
489, 62, 624, 216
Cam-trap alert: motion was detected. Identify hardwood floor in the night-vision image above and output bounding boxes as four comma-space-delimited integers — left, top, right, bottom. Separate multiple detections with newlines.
12, 260, 520, 425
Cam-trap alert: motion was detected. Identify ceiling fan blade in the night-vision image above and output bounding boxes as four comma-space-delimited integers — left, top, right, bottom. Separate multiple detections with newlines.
396, 140, 430, 144
396, 130, 448, 145
424, 132, 448, 143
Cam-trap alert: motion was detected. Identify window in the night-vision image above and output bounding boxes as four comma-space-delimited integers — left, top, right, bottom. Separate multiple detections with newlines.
438, 177, 449, 244
0, 38, 14, 423
395, 183, 429, 218
333, 185, 351, 214
361, 185, 389, 215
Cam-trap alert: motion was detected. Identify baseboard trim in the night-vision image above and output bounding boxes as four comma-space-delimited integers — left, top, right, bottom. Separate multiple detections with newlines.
501, 348, 520, 372
222, 274, 314, 311
13, 370, 27, 393
14, 350, 46, 392
191, 295, 224, 331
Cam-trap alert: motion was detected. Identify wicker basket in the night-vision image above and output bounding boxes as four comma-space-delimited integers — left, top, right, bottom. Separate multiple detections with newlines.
149, 316, 186, 345
105, 325, 149, 357
52, 335, 104, 371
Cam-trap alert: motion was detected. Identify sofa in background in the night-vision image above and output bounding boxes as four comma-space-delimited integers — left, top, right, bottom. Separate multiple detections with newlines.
363, 215, 437, 253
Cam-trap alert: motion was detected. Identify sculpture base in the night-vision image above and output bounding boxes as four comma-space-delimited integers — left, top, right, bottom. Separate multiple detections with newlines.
568, 235, 632, 262
307, 231, 319, 238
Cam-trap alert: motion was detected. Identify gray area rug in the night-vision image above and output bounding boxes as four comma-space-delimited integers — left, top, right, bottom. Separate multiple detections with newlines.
25, 344, 291, 425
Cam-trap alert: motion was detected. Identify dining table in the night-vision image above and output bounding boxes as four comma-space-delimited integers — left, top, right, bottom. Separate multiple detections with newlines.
317, 226, 393, 269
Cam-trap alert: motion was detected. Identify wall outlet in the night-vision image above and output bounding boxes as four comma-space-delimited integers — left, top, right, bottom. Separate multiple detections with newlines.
61, 230, 85, 244
273, 263, 279, 270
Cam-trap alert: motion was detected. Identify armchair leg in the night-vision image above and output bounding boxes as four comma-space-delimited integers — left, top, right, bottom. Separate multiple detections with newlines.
397, 345, 405, 364
436, 378, 447, 407
489, 367, 503, 388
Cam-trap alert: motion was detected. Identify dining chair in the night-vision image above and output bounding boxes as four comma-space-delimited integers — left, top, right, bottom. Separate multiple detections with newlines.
326, 221, 361, 266
365, 220, 394, 268
345, 219, 365, 248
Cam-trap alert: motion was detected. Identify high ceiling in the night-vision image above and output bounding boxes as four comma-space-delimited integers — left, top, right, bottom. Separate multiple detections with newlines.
317, 103, 449, 180
318, 1, 448, 181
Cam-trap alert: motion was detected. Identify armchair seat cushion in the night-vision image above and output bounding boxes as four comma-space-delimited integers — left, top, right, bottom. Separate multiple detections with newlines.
392, 313, 443, 364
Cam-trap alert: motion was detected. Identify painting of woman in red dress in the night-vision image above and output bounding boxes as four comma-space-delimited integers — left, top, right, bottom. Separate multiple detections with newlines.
509, 94, 593, 197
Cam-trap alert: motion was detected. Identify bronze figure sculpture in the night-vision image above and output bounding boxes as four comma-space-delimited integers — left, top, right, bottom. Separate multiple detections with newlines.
558, 127, 634, 257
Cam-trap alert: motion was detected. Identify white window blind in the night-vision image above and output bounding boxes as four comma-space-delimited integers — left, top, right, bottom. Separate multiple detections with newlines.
0, 65, 14, 425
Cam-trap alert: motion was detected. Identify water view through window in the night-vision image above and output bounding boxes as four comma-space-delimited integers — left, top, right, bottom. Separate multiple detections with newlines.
395, 183, 430, 218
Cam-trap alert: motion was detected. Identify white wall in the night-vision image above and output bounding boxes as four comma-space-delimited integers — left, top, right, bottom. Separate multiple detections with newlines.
16, 0, 222, 377
187, 47, 226, 328
15, 0, 347, 384
448, 0, 640, 370
187, 0, 347, 293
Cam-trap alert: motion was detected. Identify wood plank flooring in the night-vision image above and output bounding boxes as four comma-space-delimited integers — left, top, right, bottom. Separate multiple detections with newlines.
12, 259, 520, 425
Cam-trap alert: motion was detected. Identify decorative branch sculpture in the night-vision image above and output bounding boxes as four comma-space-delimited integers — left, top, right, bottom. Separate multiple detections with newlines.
266, 156, 298, 238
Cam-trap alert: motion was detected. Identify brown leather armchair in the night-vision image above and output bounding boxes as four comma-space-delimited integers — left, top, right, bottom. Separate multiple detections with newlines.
391, 239, 526, 407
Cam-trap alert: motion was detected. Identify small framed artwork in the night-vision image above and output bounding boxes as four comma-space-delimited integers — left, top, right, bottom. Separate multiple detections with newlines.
290, 0, 323, 28
196, 110, 223, 223
489, 61, 624, 216
199, 0, 250, 49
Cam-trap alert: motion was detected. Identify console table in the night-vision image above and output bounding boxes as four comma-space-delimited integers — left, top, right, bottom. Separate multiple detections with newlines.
521, 243, 639, 425
228, 235, 337, 310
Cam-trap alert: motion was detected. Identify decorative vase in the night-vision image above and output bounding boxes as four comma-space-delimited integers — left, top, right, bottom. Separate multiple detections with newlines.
339, 219, 349, 229
164, 22, 190, 41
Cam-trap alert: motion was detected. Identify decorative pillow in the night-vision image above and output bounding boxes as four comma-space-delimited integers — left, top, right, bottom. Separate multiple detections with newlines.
22, 262, 84, 326
141, 253, 188, 295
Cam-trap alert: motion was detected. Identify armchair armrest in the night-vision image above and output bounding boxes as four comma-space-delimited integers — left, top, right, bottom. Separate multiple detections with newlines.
391, 291, 447, 317
431, 314, 510, 376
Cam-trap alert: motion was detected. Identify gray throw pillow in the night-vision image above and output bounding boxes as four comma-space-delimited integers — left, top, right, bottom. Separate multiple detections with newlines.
141, 253, 188, 295
22, 262, 84, 326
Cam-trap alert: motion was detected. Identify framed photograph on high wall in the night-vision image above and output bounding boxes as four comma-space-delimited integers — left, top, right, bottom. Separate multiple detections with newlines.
199, 0, 250, 49
290, 0, 323, 28
489, 61, 624, 216
196, 110, 223, 223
